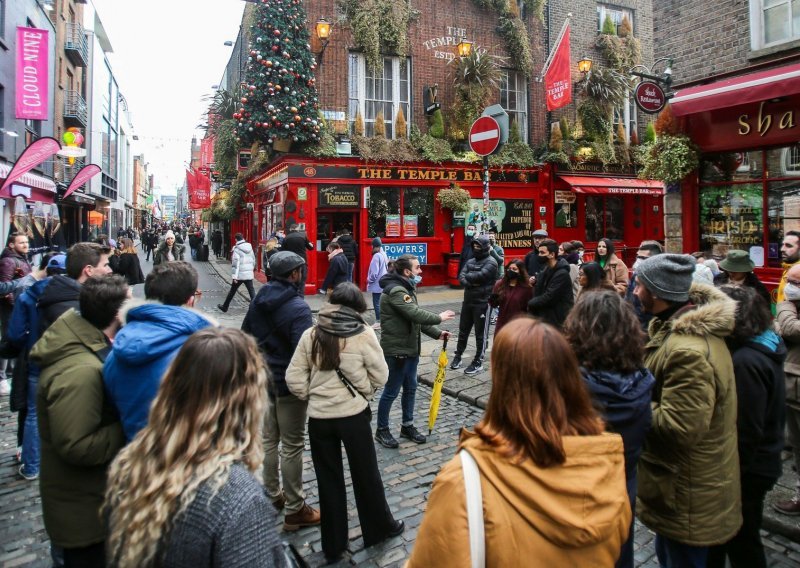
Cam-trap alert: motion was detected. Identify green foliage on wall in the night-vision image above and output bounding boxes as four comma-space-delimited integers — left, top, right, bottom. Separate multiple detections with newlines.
339, 0, 417, 72
469, 0, 536, 76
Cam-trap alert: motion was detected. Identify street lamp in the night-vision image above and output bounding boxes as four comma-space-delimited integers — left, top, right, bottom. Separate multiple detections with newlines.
315, 18, 332, 64
578, 56, 593, 75
457, 38, 473, 58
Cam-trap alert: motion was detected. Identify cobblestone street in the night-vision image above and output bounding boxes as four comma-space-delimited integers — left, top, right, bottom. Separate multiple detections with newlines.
2, 253, 800, 566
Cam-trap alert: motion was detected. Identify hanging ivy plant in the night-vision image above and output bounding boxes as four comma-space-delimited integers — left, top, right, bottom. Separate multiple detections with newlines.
639, 134, 700, 184
469, 0, 537, 76
339, 0, 418, 72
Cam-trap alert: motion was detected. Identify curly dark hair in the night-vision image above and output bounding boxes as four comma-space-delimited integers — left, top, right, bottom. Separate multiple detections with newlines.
719, 285, 773, 345
563, 290, 646, 374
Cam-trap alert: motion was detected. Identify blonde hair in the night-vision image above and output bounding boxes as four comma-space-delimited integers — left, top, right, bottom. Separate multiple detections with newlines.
105, 328, 267, 567
265, 237, 278, 252
120, 238, 136, 254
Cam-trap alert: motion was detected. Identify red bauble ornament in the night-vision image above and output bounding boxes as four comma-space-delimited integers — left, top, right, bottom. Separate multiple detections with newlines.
273, 29, 281, 36
241, 97, 248, 103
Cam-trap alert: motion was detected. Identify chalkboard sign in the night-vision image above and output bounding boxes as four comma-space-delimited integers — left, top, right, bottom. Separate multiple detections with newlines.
319, 185, 360, 208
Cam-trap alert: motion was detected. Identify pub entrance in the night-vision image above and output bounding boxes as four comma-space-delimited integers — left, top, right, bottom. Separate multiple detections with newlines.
316, 210, 360, 285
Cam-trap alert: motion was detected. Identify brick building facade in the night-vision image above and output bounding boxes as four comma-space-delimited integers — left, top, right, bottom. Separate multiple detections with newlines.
654, 0, 800, 288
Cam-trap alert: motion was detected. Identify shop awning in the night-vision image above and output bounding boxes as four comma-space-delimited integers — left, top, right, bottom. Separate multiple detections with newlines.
0, 162, 57, 192
670, 62, 800, 117
558, 175, 664, 196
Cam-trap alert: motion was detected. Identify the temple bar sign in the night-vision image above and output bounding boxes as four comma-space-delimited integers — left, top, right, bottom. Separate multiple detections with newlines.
318, 185, 360, 208
290, 165, 537, 184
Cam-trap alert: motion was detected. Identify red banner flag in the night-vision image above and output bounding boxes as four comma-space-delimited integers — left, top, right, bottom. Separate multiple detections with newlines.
544, 25, 572, 111
188, 169, 210, 209
63, 163, 101, 199
0, 137, 61, 195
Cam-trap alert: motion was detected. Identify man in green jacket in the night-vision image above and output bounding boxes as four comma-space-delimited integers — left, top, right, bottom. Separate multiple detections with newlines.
375, 254, 454, 448
31, 276, 130, 567
633, 254, 741, 566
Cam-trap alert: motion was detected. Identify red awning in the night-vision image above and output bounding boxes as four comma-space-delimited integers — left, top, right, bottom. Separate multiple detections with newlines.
558, 175, 664, 196
670, 62, 800, 117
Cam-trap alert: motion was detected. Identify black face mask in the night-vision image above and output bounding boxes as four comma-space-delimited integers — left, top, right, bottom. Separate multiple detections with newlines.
507, 271, 521, 279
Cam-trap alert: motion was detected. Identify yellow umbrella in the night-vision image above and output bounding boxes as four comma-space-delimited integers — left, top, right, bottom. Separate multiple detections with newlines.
428, 337, 449, 434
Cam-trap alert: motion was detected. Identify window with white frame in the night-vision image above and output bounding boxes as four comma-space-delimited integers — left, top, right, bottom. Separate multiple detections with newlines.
348, 54, 410, 138
613, 91, 637, 143
500, 69, 528, 141
597, 3, 634, 34
750, 0, 800, 49
782, 144, 800, 174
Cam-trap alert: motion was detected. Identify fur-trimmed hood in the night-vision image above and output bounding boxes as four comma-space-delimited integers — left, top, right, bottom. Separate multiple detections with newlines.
665, 283, 736, 338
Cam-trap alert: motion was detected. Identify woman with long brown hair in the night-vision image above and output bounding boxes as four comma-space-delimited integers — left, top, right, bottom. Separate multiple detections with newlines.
114, 238, 144, 286
488, 259, 533, 335
596, 238, 629, 295
564, 290, 655, 568
407, 318, 631, 567
104, 328, 284, 567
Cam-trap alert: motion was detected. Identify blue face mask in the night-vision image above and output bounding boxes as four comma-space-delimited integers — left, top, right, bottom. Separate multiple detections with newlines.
412, 274, 423, 285
466, 230, 475, 237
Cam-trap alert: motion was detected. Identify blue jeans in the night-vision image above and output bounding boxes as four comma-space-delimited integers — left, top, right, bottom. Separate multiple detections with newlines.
21, 372, 40, 476
377, 356, 419, 430
655, 534, 708, 568
372, 293, 381, 321
347, 262, 355, 282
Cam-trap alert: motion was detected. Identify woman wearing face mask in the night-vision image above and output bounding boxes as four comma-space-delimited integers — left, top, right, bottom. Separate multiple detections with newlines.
595, 238, 628, 295
489, 260, 533, 336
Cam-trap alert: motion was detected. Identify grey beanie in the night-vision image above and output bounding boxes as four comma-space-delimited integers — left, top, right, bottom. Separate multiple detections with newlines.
269, 251, 305, 277
636, 253, 696, 302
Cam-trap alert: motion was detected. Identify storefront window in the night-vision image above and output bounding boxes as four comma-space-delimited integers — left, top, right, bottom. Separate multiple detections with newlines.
700, 151, 762, 182
368, 187, 433, 238
699, 183, 764, 259
585, 195, 624, 242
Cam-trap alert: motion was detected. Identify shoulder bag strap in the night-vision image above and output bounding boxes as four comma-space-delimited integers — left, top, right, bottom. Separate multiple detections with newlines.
459, 449, 485, 568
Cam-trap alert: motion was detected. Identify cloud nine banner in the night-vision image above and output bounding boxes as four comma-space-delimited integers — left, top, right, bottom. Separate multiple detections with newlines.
16, 27, 50, 121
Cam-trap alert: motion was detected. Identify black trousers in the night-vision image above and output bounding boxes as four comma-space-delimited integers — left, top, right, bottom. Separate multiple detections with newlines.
63, 541, 104, 568
308, 408, 396, 560
455, 301, 490, 362
220, 279, 255, 310
707, 474, 775, 568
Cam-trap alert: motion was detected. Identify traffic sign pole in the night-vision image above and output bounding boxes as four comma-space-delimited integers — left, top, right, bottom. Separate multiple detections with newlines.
483, 156, 490, 234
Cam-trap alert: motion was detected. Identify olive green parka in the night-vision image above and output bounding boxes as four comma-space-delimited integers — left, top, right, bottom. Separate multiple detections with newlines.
637, 283, 742, 546
378, 272, 442, 357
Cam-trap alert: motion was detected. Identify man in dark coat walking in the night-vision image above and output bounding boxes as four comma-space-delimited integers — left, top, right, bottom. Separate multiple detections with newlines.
281, 224, 314, 296
336, 229, 358, 282
527, 238, 574, 328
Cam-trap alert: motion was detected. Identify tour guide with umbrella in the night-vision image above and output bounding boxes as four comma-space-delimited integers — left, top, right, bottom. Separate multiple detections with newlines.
428, 337, 449, 434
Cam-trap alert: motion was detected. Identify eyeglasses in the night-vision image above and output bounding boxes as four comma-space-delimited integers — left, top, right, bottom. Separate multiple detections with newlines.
788, 279, 800, 286
636, 255, 649, 260
194, 290, 203, 297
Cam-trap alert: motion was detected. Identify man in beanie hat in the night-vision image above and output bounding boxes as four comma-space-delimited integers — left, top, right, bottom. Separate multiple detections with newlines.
366, 237, 389, 329
241, 251, 320, 530
634, 254, 741, 564
523, 229, 549, 284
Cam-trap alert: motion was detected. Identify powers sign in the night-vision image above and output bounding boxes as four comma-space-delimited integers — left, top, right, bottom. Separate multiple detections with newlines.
384, 243, 428, 264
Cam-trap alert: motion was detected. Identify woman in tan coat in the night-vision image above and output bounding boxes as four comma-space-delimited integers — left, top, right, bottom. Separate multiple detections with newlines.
407, 318, 631, 567
286, 282, 403, 564
597, 238, 629, 295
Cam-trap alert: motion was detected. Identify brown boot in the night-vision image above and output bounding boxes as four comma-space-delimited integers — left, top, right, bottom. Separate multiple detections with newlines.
271, 491, 286, 511
283, 502, 321, 531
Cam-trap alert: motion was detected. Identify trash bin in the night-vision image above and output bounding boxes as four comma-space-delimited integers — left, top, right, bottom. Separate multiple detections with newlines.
446, 253, 462, 288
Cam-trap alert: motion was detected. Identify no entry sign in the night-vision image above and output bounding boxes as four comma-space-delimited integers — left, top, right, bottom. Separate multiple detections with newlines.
469, 116, 501, 156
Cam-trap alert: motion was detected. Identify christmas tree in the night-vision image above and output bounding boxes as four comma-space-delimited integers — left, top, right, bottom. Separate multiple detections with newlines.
235, 0, 321, 148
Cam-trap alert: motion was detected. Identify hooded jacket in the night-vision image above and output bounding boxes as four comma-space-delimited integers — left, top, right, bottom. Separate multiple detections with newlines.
637, 283, 741, 546
366, 249, 389, 293
777, 299, 800, 406
528, 258, 575, 328
30, 309, 124, 548
37, 274, 82, 335
728, 331, 786, 481
286, 305, 388, 419
242, 278, 313, 396
582, 368, 655, 507
458, 235, 498, 306
321, 251, 349, 292
103, 301, 216, 441
407, 432, 631, 567
379, 272, 442, 357
336, 233, 358, 263
231, 240, 256, 280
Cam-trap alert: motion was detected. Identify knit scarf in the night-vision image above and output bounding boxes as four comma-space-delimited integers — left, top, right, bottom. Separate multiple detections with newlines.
317, 304, 365, 338
328, 248, 344, 261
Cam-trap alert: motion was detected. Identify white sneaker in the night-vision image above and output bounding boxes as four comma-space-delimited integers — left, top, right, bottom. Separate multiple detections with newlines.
0, 379, 9, 396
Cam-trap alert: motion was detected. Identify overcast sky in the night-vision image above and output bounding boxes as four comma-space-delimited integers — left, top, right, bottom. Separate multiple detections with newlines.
91, 0, 245, 197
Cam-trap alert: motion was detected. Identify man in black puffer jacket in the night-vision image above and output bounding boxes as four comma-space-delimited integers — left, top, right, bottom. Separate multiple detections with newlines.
336, 229, 358, 282
451, 235, 497, 375
527, 238, 574, 328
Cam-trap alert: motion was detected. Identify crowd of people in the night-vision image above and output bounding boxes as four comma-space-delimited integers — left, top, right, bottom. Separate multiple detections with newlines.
2, 220, 800, 568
